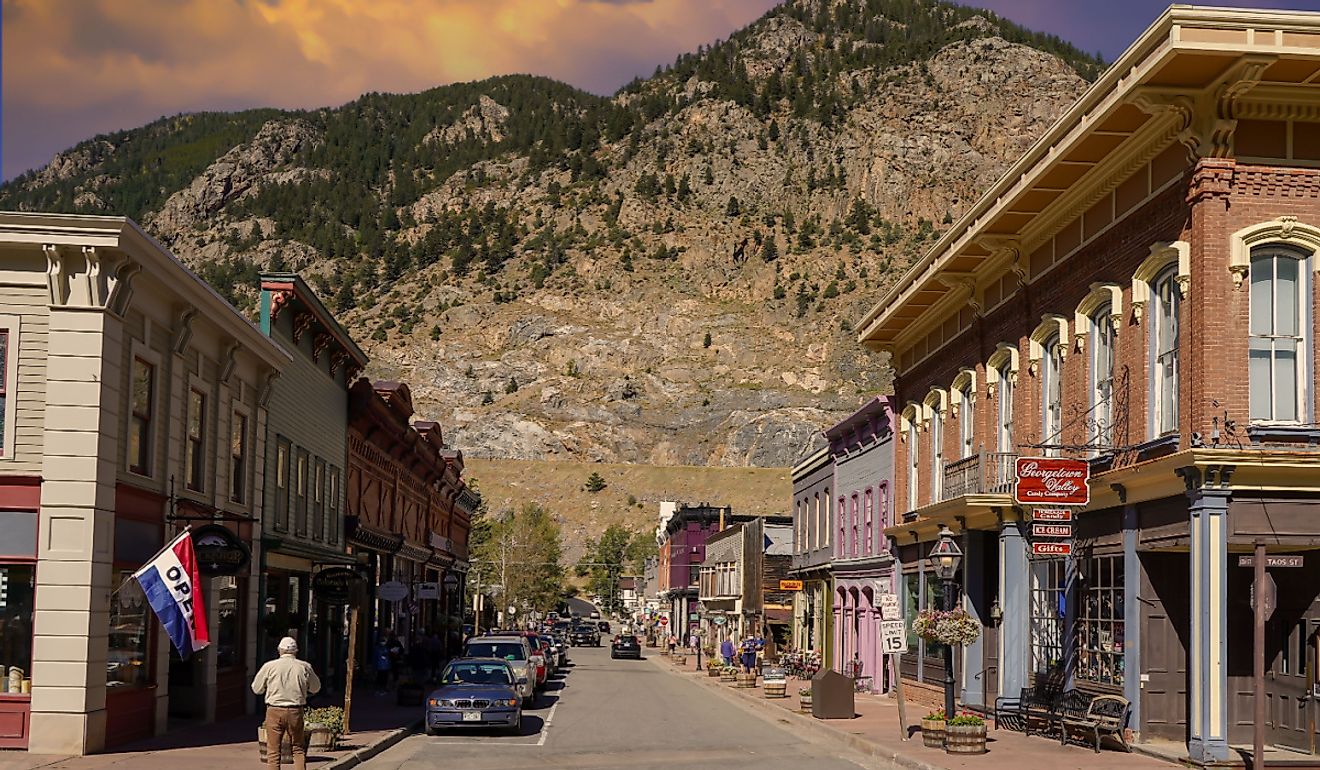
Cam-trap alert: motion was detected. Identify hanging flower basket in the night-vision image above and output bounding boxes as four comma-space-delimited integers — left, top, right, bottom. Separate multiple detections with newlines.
911, 608, 981, 646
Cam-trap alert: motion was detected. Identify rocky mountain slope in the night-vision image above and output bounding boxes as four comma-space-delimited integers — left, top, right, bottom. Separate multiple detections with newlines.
0, 0, 1100, 467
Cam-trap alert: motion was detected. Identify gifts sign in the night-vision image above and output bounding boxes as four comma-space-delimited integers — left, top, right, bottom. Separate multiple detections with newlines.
1013, 457, 1090, 506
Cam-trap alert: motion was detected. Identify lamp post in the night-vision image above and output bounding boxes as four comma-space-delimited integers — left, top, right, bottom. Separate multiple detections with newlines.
928, 525, 963, 728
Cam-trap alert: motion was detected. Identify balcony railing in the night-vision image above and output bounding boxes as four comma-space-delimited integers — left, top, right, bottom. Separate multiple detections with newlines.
940, 452, 1018, 502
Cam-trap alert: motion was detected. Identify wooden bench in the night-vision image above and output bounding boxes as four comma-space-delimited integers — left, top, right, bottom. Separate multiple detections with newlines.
992, 671, 1066, 734
1059, 694, 1132, 753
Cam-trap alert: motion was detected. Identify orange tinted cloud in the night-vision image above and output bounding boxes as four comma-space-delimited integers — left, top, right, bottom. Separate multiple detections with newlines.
1, 0, 778, 180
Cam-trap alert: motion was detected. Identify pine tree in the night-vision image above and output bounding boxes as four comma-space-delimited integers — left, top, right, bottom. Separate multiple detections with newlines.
703, 331, 712, 348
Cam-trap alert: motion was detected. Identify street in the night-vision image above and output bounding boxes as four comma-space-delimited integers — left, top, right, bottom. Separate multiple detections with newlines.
361, 643, 874, 770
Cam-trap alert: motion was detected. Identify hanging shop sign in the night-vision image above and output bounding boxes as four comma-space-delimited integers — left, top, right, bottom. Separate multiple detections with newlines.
779, 580, 804, 591
378, 580, 410, 602
1031, 523, 1073, 538
311, 567, 364, 605
713, 616, 727, 625
191, 524, 250, 577
1031, 542, 1072, 556
1033, 508, 1074, 522
1014, 457, 1090, 506
415, 581, 439, 600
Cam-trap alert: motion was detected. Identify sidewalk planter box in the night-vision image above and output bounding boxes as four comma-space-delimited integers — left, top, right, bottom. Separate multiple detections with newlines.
306, 724, 336, 752
946, 722, 987, 755
707, 667, 722, 677
720, 671, 738, 683
735, 673, 757, 688
763, 680, 787, 698
799, 692, 813, 712
257, 724, 312, 763
920, 718, 946, 749
673, 655, 687, 666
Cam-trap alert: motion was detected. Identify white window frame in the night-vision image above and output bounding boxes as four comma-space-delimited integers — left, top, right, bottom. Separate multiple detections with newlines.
1041, 333, 1063, 456
229, 401, 251, 506
1090, 304, 1116, 451
907, 420, 920, 512
997, 363, 1015, 454
929, 406, 943, 501
956, 383, 975, 459
1151, 267, 1181, 437
1249, 245, 1311, 424
0, 316, 18, 461
185, 376, 209, 493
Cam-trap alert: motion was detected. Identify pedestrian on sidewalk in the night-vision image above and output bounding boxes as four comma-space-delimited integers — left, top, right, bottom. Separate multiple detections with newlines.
252, 636, 322, 770
668, 634, 677, 655
373, 637, 392, 694
740, 636, 757, 674
720, 637, 735, 667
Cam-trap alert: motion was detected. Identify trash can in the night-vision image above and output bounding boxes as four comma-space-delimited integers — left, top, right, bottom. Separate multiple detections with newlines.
810, 669, 855, 719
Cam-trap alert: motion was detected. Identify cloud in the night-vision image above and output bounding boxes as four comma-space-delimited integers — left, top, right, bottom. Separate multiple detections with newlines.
1, 0, 778, 180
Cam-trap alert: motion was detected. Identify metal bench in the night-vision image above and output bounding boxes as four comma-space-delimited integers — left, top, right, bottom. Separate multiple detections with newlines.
1059, 694, 1132, 753
992, 671, 1066, 734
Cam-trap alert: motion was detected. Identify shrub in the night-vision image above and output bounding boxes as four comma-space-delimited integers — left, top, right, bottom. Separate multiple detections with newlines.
584, 472, 607, 493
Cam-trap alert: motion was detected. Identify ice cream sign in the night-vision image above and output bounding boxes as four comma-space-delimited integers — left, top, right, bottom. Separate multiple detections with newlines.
1013, 457, 1090, 506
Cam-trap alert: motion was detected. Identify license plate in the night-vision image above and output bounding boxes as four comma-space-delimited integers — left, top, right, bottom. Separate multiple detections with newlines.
462, 711, 481, 722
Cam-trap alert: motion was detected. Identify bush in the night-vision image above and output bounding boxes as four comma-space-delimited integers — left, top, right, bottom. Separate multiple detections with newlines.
702, 332, 712, 348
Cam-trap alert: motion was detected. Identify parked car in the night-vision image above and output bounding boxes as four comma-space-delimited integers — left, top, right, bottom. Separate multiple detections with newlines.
425, 657, 521, 736
589, 611, 601, 619
597, 620, 611, 634
545, 634, 569, 667
610, 634, 642, 660
569, 624, 600, 647
461, 636, 534, 700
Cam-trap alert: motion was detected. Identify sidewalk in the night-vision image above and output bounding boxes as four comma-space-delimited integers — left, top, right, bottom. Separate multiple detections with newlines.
0, 689, 420, 770
651, 652, 1177, 770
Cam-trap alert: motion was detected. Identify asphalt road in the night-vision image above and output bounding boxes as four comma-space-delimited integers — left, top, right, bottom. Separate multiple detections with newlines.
359, 643, 875, 770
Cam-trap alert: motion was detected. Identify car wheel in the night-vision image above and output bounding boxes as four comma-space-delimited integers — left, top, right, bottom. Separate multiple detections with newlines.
425, 725, 440, 736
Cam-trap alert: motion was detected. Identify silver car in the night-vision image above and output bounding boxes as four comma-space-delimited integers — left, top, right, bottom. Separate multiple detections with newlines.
462, 636, 534, 700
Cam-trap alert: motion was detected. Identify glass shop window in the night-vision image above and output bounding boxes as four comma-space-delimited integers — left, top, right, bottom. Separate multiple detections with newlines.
107, 569, 152, 688
0, 564, 34, 694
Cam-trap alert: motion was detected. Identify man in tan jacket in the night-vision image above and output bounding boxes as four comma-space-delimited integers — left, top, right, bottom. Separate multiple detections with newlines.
252, 636, 322, 770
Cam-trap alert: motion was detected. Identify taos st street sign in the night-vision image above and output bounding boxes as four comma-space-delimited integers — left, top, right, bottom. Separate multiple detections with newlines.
1032, 523, 1073, 538
1032, 542, 1072, 556
1238, 554, 1305, 568
1014, 457, 1090, 506
1033, 508, 1074, 522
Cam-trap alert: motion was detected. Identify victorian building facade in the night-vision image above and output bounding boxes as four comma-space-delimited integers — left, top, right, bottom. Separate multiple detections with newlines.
0, 214, 290, 754
860, 7, 1320, 761
789, 445, 833, 668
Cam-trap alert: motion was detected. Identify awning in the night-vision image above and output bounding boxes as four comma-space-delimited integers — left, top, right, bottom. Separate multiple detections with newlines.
765, 608, 793, 624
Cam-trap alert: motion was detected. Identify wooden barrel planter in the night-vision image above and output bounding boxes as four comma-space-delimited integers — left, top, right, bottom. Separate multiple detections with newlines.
735, 672, 757, 688
306, 724, 336, 752
946, 723, 987, 755
799, 693, 813, 713
920, 718, 946, 749
763, 680, 787, 698
673, 655, 687, 666
719, 671, 737, 683
707, 667, 722, 677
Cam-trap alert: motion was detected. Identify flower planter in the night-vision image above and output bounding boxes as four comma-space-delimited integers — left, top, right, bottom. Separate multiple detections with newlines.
719, 672, 737, 683
946, 723, 987, 754
920, 718, 947, 749
799, 694, 813, 713
707, 668, 722, 677
735, 672, 757, 689
306, 724, 337, 752
763, 681, 787, 698
257, 724, 311, 763
673, 655, 687, 666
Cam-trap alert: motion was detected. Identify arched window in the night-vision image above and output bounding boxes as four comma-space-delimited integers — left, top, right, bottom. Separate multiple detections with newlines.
1152, 267, 1181, 436
1041, 333, 1063, 456
907, 419, 920, 511
1091, 303, 1116, 449
1250, 245, 1310, 422
955, 377, 975, 459
929, 402, 944, 500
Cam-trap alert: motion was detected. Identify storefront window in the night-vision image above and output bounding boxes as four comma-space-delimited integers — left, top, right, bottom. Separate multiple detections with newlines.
924, 577, 946, 661
215, 577, 244, 670
108, 570, 151, 688
1030, 559, 1066, 676
903, 573, 919, 652
0, 564, 34, 692
1076, 555, 1124, 686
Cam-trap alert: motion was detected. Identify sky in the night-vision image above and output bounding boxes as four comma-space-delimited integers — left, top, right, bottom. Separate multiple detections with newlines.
5, 0, 1320, 182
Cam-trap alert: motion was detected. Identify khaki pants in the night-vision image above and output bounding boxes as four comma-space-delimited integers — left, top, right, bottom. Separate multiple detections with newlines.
264, 705, 305, 770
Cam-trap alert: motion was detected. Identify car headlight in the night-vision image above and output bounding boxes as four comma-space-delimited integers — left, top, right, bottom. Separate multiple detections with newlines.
504, 698, 518, 707
428, 698, 453, 707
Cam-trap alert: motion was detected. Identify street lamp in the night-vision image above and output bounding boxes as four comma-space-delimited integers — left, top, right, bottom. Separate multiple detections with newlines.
928, 525, 963, 726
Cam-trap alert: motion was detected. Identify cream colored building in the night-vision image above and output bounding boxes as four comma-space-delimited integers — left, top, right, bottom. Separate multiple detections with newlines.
0, 213, 289, 754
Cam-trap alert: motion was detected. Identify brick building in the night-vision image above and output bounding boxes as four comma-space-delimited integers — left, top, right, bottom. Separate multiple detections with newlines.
858, 7, 1320, 761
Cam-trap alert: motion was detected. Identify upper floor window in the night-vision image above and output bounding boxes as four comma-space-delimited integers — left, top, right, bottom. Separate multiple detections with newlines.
929, 405, 944, 500
863, 489, 873, 555
129, 358, 154, 475
230, 410, 248, 504
1250, 246, 1309, 423
837, 496, 846, 555
186, 388, 206, 492
275, 438, 290, 530
1090, 305, 1115, 449
996, 363, 1015, 454
1041, 334, 1063, 456
329, 466, 341, 544
956, 383, 974, 459
850, 494, 860, 557
822, 490, 830, 547
1152, 268, 1181, 436
906, 420, 920, 511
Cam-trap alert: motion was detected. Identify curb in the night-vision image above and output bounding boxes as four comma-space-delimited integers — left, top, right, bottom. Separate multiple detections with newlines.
321, 720, 421, 770
648, 656, 945, 770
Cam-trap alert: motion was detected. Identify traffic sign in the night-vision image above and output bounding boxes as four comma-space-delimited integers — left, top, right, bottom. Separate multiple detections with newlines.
1031, 523, 1073, 538
1032, 542, 1072, 556
880, 620, 908, 654
878, 593, 901, 622
1034, 508, 1073, 522
659, 616, 669, 625
1251, 573, 1278, 620
1238, 554, 1304, 568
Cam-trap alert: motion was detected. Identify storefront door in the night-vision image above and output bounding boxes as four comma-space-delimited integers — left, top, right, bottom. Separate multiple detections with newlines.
1265, 612, 1317, 751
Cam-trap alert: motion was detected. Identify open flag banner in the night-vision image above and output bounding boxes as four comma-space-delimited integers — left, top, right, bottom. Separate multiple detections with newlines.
134, 529, 210, 659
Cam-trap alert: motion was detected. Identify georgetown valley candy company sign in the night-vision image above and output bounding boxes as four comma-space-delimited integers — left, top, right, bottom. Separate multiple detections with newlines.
1013, 457, 1090, 506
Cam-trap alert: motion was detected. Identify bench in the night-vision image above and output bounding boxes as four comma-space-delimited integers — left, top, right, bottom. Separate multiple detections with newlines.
1059, 694, 1132, 753
992, 671, 1066, 734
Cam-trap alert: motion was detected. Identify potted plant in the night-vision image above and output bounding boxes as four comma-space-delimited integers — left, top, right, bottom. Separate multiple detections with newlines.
735, 670, 757, 688
946, 712, 987, 754
720, 666, 738, 683
921, 709, 947, 749
798, 687, 813, 713
305, 706, 344, 751
911, 608, 981, 646
763, 677, 787, 698
705, 660, 723, 677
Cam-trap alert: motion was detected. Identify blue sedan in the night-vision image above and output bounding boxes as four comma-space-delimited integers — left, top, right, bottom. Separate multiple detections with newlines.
425, 658, 522, 735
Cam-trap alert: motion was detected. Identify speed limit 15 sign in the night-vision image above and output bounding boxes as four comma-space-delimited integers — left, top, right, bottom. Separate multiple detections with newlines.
880, 620, 907, 654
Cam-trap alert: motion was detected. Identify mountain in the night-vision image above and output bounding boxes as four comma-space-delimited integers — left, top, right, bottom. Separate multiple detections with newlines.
0, 0, 1101, 467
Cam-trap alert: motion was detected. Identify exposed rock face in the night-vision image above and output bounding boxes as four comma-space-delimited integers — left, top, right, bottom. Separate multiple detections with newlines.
424, 95, 511, 145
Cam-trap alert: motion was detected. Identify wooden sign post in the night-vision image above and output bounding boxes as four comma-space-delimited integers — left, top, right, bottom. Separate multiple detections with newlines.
878, 592, 909, 741
343, 605, 359, 735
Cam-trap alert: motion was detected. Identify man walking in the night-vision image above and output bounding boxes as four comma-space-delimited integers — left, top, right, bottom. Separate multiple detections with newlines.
252, 636, 322, 770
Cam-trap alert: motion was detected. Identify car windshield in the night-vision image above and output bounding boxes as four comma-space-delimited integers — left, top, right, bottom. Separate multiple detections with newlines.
464, 641, 526, 661
442, 662, 512, 686
618, 636, 637, 643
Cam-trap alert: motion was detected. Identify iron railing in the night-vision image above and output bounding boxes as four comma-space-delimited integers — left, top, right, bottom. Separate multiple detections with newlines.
940, 452, 1018, 501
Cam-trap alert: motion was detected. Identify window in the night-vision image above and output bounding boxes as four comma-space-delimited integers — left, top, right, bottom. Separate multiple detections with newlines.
876, 485, 889, 549
957, 384, 974, 459
907, 420, 920, 511
837, 497, 846, 557
1041, 334, 1063, 456
1076, 555, 1124, 687
186, 388, 206, 491
329, 466, 341, 544
850, 494, 859, 557
313, 459, 326, 540
822, 490, 830, 548
863, 489, 873, 555
1152, 268, 1181, 436
215, 576, 244, 670
0, 319, 17, 460
296, 450, 308, 535
1090, 306, 1115, 449
129, 358, 154, 475
107, 568, 151, 688
0, 564, 34, 690
930, 405, 944, 500
275, 439, 290, 531
996, 363, 1015, 454
230, 411, 248, 504
1030, 559, 1066, 676
1250, 246, 1309, 422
